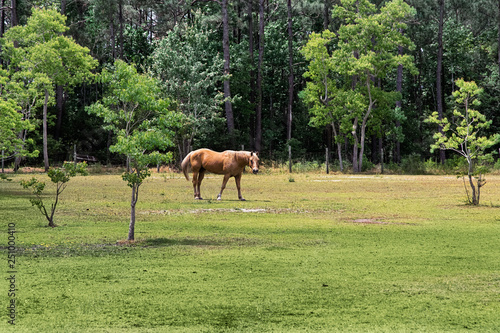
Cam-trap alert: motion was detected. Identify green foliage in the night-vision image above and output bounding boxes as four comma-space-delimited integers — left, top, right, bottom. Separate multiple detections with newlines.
400, 153, 426, 175
0, 69, 39, 159
0, 173, 12, 181
88, 59, 180, 240
4, 1, 500, 173
20, 162, 88, 227
302, 0, 417, 172
87, 60, 169, 136
150, 19, 225, 154
426, 79, 500, 204
1, 7, 97, 169
2, 8, 97, 87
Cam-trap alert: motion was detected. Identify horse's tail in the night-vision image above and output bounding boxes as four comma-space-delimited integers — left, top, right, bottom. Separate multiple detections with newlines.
181, 152, 192, 181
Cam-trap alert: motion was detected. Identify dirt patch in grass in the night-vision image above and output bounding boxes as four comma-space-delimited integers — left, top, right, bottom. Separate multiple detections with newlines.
349, 218, 419, 226
352, 218, 387, 224
139, 207, 342, 215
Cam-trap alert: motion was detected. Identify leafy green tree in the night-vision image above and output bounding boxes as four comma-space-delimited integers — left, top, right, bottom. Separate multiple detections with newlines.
20, 162, 88, 227
427, 79, 500, 205
150, 21, 225, 158
1, 67, 48, 170
1, 7, 97, 171
302, 0, 417, 172
300, 30, 346, 171
112, 116, 178, 241
87, 60, 180, 241
0, 69, 39, 164
87, 59, 171, 163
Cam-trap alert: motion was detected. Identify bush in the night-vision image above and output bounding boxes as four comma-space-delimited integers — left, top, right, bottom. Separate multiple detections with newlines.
400, 154, 426, 174
292, 160, 321, 173
361, 156, 374, 172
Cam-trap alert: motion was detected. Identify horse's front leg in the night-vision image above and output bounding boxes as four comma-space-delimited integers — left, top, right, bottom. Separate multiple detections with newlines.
217, 174, 231, 201
235, 173, 245, 201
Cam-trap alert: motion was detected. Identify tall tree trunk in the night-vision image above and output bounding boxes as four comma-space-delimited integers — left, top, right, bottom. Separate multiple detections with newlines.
11, 0, 17, 27
323, 0, 331, 30
352, 117, 359, 172
55, 85, 65, 140
55, 0, 67, 141
222, 0, 235, 144
498, 0, 500, 76
331, 123, 343, 172
0, 0, 4, 37
286, 0, 293, 142
395, 44, 403, 163
43, 89, 50, 172
436, 0, 446, 164
0, 0, 4, 66
109, 11, 116, 59
248, 0, 256, 149
119, 0, 124, 59
379, 136, 384, 174
357, 80, 375, 173
255, 0, 264, 152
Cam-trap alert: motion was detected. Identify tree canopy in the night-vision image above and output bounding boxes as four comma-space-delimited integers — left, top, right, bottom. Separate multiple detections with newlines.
1, 0, 499, 172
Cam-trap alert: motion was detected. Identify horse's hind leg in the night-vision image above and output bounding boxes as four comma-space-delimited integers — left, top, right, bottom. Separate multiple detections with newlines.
192, 171, 201, 199
217, 174, 231, 201
235, 173, 245, 201
197, 171, 205, 200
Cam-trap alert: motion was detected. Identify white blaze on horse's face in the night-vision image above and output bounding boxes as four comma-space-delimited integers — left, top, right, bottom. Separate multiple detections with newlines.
250, 152, 259, 174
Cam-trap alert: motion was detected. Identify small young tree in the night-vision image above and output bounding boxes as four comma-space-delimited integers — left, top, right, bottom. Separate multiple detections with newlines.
87, 60, 180, 241
427, 79, 500, 205
112, 116, 178, 241
20, 162, 88, 227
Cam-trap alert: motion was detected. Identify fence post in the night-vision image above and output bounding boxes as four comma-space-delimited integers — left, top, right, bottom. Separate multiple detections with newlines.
288, 145, 292, 173
326, 147, 329, 174
241, 145, 244, 151
74, 145, 77, 167
1, 150, 4, 173
380, 147, 384, 174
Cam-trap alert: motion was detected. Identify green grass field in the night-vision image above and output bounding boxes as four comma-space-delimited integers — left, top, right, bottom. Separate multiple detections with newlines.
1, 171, 500, 332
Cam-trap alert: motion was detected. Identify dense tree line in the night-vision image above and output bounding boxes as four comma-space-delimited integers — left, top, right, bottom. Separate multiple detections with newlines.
1, 0, 500, 171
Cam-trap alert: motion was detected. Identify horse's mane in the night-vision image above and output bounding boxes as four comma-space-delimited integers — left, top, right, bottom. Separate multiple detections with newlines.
234, 151, 251, 163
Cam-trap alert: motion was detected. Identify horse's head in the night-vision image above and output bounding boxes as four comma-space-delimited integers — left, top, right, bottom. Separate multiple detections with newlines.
249, 152, 259, 174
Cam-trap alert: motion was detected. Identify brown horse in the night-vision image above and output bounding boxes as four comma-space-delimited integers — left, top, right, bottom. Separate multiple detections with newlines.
181, 149, 259, 201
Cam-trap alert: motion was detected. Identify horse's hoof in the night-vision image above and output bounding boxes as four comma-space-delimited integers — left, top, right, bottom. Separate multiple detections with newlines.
239, 198, 246, 201
195, 197, 203, 200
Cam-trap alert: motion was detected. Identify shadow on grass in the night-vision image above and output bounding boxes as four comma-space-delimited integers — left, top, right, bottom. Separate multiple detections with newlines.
140, 237, 221, 247
11, 237, 224, 258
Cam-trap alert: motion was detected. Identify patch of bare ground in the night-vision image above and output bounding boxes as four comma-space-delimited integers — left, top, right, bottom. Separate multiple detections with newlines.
349, 218, 418, 225
352, 218, 387, 224
139, 207, 343, 215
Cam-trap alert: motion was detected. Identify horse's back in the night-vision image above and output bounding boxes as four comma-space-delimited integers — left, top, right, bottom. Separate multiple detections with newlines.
190, 149, 243, 175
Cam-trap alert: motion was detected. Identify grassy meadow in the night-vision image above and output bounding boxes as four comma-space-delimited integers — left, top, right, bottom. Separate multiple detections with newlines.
1, 169, 500, 332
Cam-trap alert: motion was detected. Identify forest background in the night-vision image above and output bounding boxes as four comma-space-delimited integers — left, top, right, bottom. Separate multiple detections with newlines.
1, 0, 500, 173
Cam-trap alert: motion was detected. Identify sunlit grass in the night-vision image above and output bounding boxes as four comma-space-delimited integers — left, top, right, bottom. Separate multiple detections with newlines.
1, 171, 500, 332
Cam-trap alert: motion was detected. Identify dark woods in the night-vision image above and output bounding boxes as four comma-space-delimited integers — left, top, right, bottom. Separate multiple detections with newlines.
1, 0, 500, 171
